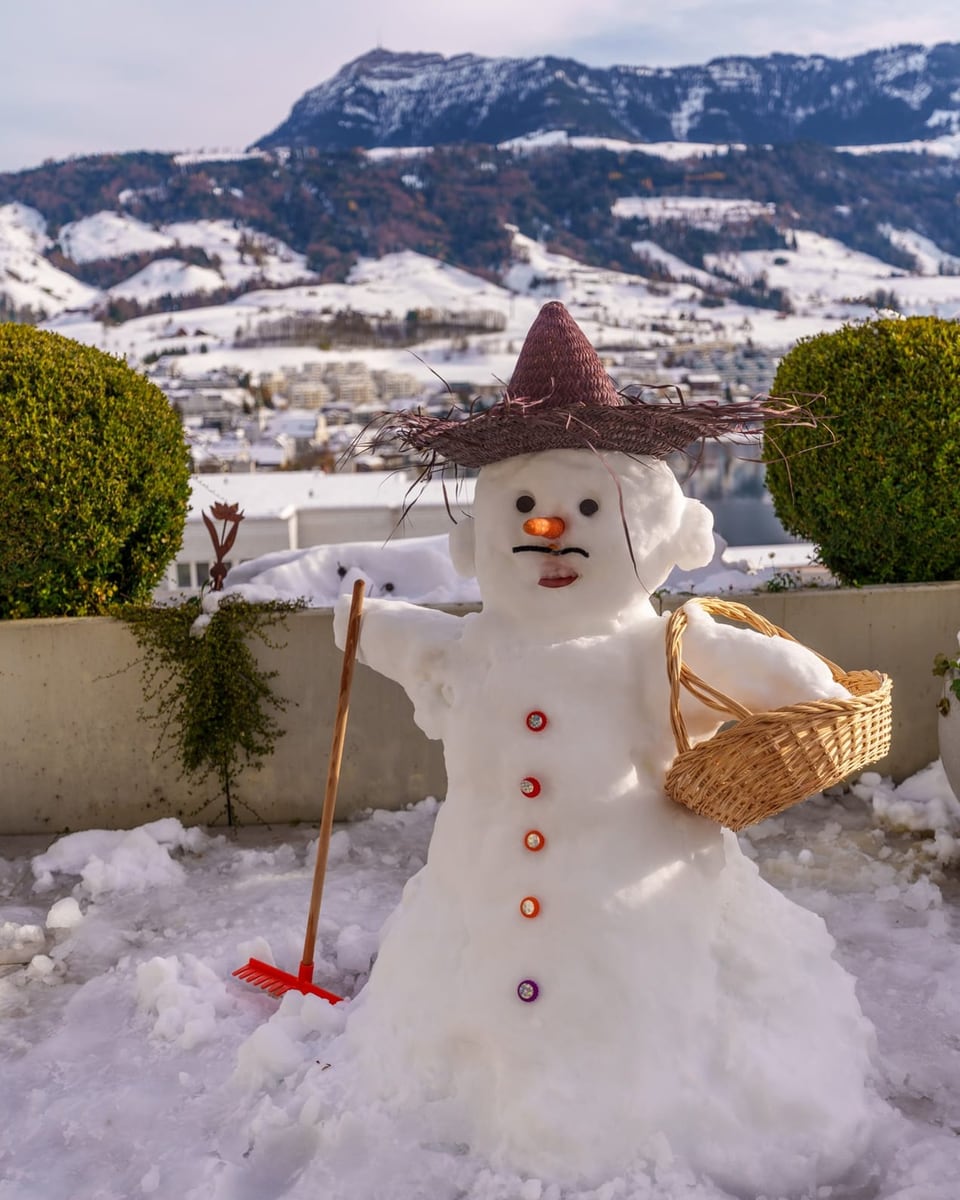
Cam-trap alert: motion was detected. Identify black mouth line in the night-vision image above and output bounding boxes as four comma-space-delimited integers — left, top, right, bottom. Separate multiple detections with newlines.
512, 545, 589, 558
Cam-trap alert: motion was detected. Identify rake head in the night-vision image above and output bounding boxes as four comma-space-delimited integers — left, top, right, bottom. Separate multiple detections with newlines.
232, 957, 343, 1004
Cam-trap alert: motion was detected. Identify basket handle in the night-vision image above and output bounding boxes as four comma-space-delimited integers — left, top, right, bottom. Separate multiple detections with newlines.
665, 597, 847, 755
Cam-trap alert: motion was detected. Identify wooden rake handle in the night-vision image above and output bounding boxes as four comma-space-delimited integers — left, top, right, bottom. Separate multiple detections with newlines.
301, 579, 365, 972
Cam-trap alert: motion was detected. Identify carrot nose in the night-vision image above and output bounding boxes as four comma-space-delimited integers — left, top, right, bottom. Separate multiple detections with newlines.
523, 516, 565, 539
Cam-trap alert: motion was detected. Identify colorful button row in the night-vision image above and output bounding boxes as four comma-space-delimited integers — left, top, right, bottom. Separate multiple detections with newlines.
518, 710, 548, 1002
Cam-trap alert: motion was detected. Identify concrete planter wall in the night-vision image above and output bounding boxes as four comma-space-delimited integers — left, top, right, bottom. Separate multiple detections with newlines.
2, 581, 958, 835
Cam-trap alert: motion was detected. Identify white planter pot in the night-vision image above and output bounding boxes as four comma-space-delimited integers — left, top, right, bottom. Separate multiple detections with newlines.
937, 668, 960, 800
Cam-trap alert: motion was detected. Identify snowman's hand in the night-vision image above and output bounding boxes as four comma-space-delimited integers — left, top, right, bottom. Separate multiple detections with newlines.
339, 597, 462, 740
337, 595, 460, 681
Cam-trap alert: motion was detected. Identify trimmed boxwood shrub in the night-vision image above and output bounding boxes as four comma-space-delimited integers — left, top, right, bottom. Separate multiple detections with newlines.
765, 316, 960, 585
0, 324, 191, 617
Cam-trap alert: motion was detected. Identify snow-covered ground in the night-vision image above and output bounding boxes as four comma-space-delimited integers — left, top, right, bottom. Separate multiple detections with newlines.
2, 521, 958, 1198
1, 767, 958, 1200
611, 196, 777, 228
500, 132, 744, 160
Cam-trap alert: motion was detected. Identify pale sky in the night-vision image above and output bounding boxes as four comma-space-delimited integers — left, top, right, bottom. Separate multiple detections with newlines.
1, 0, 957, 174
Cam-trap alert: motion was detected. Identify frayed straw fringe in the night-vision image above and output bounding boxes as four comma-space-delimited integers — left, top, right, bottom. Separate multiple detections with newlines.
361, 388, 827, 475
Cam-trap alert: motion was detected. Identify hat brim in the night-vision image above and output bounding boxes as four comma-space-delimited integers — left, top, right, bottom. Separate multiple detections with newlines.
368, 392, 820, 472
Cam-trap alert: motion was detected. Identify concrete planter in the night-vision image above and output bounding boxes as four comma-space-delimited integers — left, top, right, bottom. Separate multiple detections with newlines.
4, 580, 960, 834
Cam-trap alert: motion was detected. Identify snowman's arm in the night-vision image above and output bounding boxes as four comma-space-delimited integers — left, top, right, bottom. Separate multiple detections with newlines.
333, 595, 461, 737
678, 605, 849, 725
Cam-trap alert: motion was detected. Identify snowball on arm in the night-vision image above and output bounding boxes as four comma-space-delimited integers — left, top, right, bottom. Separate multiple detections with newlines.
677, 603, 849, 723
333, 595, 462, 738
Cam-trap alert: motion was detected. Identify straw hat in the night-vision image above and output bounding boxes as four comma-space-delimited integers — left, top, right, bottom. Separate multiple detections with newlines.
369, 301, 816, 471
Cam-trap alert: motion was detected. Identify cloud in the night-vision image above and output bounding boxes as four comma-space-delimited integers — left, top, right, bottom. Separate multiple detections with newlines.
0, 0, 956, 173
544, 0, 960, 66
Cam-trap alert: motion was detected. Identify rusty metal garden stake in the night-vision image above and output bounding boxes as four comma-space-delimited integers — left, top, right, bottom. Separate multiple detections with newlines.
202, 502, 245, 591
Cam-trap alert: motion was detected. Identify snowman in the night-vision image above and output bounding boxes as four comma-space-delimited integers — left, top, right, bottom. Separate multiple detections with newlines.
333, 303, 880, 1195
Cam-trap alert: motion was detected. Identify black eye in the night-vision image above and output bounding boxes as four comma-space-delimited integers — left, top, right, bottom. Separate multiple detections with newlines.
579, 499, 599, 517
516, 494, 535, 513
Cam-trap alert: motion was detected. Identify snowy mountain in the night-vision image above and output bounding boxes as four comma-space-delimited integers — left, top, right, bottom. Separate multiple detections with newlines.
257, 43, 960, 152
2, 39, 960, 335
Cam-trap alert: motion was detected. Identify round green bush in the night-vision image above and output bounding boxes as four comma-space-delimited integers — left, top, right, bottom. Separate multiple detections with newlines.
765, 316, 960, 585
0, 324, 191, 617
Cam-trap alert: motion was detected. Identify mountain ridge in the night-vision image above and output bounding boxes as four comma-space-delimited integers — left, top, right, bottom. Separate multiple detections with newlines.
256, 42, 960, 152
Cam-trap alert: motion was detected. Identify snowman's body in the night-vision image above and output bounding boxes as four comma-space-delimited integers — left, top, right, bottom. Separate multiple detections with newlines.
335, 450, 878, 1194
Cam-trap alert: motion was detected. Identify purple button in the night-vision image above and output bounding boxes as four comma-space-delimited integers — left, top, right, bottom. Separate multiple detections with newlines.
517, 979, 540, 1003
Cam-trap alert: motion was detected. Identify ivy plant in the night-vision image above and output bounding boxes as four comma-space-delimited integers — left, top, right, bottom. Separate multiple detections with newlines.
119, 593, 304, 825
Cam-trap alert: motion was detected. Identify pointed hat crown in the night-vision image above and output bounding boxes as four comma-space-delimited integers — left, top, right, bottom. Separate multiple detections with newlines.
506, 301, 621, 408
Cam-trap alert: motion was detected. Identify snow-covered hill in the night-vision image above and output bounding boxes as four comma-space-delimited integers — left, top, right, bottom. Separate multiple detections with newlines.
58, 211, 176, 263
3, 177, 960, 373
23, 212, 958, 390
0, 204, 99, 319
704, 228, 960, 313
0, 207, 314, 319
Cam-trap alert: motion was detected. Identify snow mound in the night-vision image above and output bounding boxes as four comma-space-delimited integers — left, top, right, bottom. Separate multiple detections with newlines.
31, 818, 211, 896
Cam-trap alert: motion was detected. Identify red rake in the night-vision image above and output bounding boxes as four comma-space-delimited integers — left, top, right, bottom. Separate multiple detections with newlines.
233, 578, 365, 1004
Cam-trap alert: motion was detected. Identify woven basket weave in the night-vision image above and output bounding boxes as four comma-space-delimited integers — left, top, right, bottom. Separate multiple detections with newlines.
664, 598, 893, 831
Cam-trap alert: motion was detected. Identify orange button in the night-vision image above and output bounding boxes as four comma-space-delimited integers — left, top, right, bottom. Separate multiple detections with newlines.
520, 896, 541, 918
524, 830, 545, 852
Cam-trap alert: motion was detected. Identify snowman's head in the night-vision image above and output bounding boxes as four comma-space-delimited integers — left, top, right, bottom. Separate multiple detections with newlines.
450, 448, 714, 632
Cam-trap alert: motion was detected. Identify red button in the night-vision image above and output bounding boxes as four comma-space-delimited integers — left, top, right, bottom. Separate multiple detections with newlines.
520, 777, 541, 798
525, 711, 548, 732
520, 896, 541, 918
524, 830, 545, 852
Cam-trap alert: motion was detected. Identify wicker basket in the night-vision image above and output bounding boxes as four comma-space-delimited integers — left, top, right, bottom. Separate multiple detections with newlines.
664, 598, 893, 831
